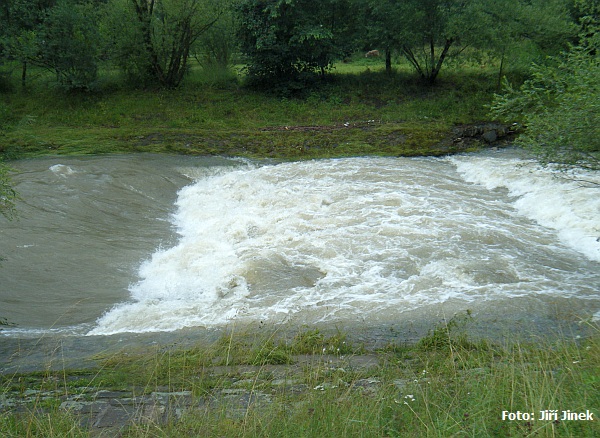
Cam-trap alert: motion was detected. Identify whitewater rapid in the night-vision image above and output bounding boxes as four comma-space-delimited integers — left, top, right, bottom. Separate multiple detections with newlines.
87, 150, 600, 335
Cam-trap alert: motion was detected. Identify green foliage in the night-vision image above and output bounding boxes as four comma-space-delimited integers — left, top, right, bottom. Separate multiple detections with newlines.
365, 0, 491, 83
0, 1, 49, 87
290, 328, 359, 355
103, 0, 226, 88
251, 340, 293, 364
0, 0, 582, 90
0, 0, 101, 90
0, 409, 87, 437
363, 0, 576, 84
39, 0, 100, 90
193, 5, 238, 69
236, 0, 354, 92
573, 0, 600, 22
100, 0, 152, 85
290, 328, 326, 354
416, 310, 491, 352
491, 16, 600, 171
475, 0, 577, 88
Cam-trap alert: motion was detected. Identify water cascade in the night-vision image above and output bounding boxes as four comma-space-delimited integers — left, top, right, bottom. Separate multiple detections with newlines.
1, 151, 598, 337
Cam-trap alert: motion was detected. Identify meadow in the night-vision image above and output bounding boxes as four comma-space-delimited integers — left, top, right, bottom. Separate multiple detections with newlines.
0, 56, 510, 162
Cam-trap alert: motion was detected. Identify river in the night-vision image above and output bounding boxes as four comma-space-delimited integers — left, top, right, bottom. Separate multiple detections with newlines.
1, 150, 599, 368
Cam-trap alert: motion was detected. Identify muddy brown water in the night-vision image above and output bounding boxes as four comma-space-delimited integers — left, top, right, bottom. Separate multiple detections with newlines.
1, 151, 598, 372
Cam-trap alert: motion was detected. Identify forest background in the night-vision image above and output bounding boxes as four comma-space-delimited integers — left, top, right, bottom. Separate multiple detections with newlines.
0, 0, 597, 171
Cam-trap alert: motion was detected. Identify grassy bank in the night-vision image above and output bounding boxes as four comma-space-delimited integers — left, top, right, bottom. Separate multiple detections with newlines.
0, 61, 507, 161
1, 314, 598, 437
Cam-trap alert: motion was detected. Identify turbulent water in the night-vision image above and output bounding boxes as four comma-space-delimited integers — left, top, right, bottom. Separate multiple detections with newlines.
1, 150, 599, 338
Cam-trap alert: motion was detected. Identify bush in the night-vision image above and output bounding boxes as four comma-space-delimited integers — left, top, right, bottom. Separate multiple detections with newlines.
39, 0, 100, 90
491, 17, 600, 171
236, 0, 348, 90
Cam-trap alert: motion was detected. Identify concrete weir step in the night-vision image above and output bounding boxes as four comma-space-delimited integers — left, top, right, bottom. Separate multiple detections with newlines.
59, 390, 199, 435
0, 354, 381, 435
49, 389, 244, 436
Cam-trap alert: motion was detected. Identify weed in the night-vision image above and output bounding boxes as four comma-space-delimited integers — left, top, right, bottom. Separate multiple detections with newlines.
251, 341, 293, 365
290, 328, 326, 355
416, 310, 485, 352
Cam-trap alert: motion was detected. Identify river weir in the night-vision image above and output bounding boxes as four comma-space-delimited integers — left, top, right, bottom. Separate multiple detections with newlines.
1, 150, 599, 366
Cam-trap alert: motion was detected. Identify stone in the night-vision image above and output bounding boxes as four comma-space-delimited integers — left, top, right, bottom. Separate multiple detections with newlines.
482, 130, 498, 143
93, 405, 135, 428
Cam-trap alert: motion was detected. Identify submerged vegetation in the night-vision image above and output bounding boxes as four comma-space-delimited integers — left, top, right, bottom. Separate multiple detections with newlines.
1, 315, 598, 437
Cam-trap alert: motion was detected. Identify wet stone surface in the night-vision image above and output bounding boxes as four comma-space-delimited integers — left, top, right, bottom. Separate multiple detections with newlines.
0, 355, 381, 436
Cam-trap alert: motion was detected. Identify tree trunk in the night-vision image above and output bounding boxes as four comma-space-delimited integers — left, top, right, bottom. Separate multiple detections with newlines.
429, 37, 435, 79
131, 0, 164, 84
131, 0, 221, 88
21, 61, 27, 88
385, 48, 392, 74
429, 38, 454, 84
402, 46, 425, 79
403, 38, 454, 85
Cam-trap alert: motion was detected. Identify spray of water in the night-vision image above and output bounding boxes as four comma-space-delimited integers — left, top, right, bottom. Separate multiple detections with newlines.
88, 152, 600, 335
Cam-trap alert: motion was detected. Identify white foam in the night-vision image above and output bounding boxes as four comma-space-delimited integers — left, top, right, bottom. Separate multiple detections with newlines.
449, 153, 600, 262
88, 155, 600, 335
49, 164, 76, 176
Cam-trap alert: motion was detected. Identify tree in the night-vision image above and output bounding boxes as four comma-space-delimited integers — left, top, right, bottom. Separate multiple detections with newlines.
103, 0, 226, 88
491, 9, 599, 171
0, 0, 101, 90
364, 0, 576, 84
361, 0, 401, 74
0, 0, 56, 88
482, 0, 577, 88
38, 0, 101, 90
237, 0, 355, 88
193, 6, 238, 69
363, 0, 490, 84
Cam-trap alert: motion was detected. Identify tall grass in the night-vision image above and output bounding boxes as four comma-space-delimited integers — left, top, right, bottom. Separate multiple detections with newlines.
1, 317, 598, 437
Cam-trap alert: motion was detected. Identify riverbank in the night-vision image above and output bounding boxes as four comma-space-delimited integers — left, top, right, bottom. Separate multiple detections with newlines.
1, 68, 514, 161
1, 315, 598, 437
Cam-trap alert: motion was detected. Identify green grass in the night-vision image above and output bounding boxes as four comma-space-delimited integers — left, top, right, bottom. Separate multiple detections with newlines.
1, 317, 598, 437
0, 59, 501, 161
